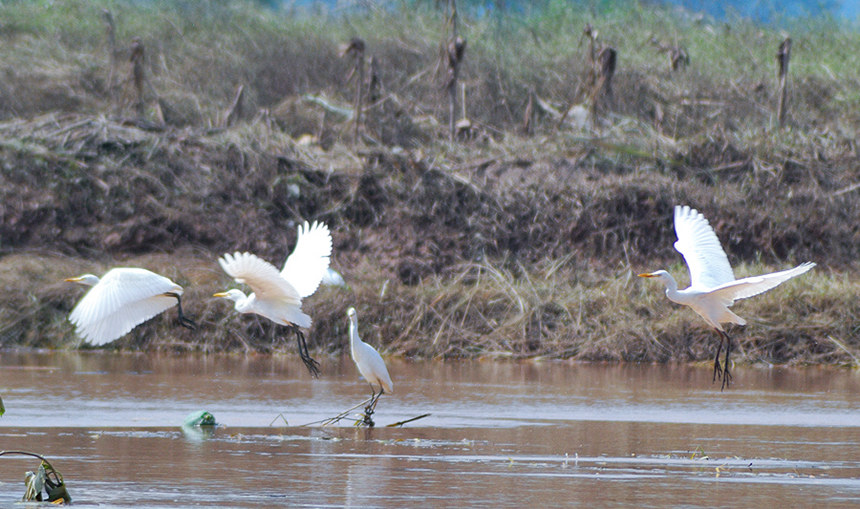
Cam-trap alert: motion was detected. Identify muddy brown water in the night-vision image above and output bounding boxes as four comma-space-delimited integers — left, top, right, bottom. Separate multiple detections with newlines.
0, 351, 857, 507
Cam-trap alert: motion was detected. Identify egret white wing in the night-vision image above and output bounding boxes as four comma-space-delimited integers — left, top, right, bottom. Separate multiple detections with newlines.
356, 342, 394, 393
281, 221, 332, 298
369, 349, 394, 393
69, 268, 181, 345
73, 295, 177, 345
219, 252, 302, 304
673, 205, 735, 290
709, 262, 816, 302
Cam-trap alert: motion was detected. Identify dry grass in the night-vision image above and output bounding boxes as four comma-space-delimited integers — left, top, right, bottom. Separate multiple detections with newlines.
0, 2, 858, 365
3, 252, 855, 367
0, 110, 855, 365
3, 2, 860, 135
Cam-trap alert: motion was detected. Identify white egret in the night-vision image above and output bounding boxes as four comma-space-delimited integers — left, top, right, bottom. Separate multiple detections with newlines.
347, 307, 393, 421
639, 205, 815, 389
66, 268, 196, 345
214, 221, 332, 377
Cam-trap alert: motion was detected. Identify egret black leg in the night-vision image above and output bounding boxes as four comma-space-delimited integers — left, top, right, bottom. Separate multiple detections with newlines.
366, 387, 384, 413
721, 332, 733, 391
361, 412, 375, 427
364, 387, 377, 415
363, 386, 380, 427
712, 330, 724, 383
292, 326, 320, 378
168, 293, 197, 330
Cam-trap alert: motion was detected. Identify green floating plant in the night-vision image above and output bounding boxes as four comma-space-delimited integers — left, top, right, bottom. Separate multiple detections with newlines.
183, 410, 217, 427
0, 451, 71, 504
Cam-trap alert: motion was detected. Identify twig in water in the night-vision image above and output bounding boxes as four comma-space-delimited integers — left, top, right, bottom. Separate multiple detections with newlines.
385, 413, 431, 428
269, 413, 290, 427
0, 450, 52, 463
358, 392, 387, 427
300, 396, 374, 427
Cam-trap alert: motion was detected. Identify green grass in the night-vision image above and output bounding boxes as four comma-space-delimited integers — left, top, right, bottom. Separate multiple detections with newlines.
3, 0, 860, 130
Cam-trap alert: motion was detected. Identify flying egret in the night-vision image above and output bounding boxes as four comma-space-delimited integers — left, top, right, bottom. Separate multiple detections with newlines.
639, 205, 815, 389
347, 307, 393, 420
214, 221, 332, 377
66, 268, 196, 345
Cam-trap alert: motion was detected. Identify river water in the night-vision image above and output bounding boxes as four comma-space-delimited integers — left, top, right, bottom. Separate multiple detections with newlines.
0, 351, 857, 507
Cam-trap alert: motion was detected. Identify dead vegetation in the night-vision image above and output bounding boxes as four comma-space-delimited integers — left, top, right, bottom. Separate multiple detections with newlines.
0, 1, 858, 366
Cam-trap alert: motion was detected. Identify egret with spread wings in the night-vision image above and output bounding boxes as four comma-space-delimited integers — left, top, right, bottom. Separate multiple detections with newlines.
214, 221, 332, 377
66, 268, 196, 345
639, 205, 814, 389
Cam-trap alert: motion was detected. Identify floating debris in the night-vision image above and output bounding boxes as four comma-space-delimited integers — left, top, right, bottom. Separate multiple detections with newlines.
1, 451, 71, 504
183, 410, 217, 427
181, 411, 218, 441
385, 413, 430, 428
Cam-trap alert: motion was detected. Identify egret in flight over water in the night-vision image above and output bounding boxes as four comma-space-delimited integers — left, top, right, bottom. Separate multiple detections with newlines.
639, 205, 815, 389
66, 268, 196, 345
214, 221, 332, 377
347, 307, 393, 419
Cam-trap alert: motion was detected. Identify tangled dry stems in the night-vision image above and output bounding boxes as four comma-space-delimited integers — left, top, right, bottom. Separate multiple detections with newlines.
1, 250, 855, 366
0, 2, 857, 365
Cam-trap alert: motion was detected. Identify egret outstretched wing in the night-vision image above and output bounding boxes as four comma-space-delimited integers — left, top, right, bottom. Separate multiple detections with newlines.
641, 205, 816, 389
710, 262, 816, 302
219, 252, 302, 305
215, 225, 331, 377
673, 205, 735, 290
281, 221, 332, 298
69, 268, 180, 345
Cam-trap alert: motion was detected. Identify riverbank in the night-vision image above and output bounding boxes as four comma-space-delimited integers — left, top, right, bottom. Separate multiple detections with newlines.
0, 1, 857, 365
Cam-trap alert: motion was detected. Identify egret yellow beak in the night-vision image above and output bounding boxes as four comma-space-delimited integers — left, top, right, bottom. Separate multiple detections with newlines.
213, 292, 228, 298
64, 277, 82, 282
637, 273, 655, 278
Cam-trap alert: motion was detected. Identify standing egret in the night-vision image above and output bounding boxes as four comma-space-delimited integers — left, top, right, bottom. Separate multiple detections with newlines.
347, 307, 393, 421
66, 268, 196, 345
639, 205, 815, 389
214, 221, 332, 377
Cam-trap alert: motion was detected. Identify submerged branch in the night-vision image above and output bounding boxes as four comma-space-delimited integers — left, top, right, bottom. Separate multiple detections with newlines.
300, 396, 375, 427
386, 413, 431, 427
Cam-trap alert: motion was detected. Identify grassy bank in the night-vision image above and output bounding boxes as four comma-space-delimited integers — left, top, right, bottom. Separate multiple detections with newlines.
2, 251, 853, 366
0, 1, 858, 366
